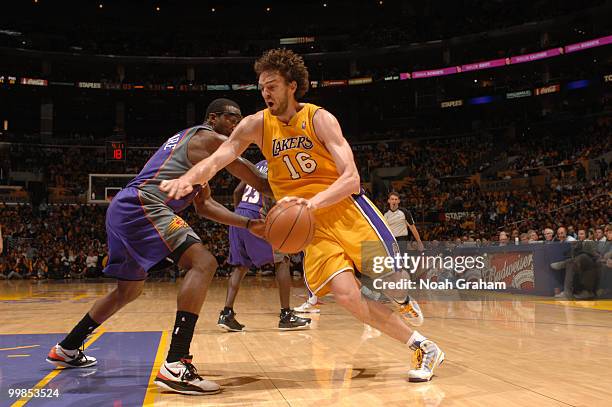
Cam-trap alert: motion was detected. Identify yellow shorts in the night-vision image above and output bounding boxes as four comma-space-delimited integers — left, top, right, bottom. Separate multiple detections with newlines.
303, 194, 400, 296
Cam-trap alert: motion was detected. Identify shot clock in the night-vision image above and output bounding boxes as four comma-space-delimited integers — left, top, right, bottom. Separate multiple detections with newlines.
105, 141, 126, 162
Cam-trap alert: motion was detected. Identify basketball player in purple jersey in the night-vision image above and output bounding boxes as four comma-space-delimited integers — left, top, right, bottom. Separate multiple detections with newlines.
46, 99, 269, 396
218, 160, 311, 331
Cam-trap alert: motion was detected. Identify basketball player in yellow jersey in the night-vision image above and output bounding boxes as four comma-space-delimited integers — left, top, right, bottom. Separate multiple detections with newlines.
161, 49, 445, 382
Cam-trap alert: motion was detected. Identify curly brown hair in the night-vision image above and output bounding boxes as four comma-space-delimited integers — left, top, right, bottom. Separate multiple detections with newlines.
254, 48, 310, 99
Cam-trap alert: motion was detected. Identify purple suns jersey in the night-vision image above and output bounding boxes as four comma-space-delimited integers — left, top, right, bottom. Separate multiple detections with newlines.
236, 160, 269, 215
229, 160, 274, 268
126, 124, 211, 213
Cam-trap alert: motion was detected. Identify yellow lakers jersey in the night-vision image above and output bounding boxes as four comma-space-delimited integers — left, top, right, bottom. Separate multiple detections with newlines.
262, 103, 338, 200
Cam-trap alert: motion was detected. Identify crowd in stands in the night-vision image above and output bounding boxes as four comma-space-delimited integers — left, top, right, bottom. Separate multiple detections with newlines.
4, 116, 608, 196
1, 164, 609, 281
1, 112, 610, 282
0, 204, 106, 280
504, 122, 612, 174
404, 172, 611, 241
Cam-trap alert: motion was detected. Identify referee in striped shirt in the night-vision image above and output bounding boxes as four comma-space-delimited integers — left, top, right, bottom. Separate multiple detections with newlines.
384, 192, 424, 252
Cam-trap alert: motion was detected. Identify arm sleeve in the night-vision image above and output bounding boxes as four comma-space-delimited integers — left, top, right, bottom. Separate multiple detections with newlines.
400, 208, 415, 225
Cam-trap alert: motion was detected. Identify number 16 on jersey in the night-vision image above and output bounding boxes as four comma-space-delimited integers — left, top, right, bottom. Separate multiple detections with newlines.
282, 152, 317, 179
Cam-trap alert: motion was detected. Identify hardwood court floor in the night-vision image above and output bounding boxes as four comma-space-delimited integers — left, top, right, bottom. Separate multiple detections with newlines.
1, 277, 611, 406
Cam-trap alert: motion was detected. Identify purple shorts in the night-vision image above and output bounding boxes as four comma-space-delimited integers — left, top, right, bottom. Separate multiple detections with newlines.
103, 187, 199, 281
228, 208, 274, 268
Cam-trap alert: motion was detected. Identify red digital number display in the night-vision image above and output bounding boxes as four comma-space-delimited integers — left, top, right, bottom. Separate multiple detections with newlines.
106, 141, 126, 161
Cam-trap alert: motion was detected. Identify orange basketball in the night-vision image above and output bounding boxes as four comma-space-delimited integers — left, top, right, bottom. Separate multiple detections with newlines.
264, 201, 315, 253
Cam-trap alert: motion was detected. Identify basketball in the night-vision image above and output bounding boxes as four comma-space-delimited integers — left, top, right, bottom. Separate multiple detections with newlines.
264, 201, 315, 253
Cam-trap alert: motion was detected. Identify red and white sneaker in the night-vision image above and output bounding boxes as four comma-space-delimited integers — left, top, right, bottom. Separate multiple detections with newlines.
46, 344, 97, 368
154, 355, 221, 395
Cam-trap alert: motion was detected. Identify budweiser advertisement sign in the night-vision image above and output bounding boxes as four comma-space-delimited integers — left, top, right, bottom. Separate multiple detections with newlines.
478, 252, 535, 290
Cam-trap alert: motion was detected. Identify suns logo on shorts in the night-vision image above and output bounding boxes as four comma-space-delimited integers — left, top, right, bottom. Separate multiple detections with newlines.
166, 216, 188, 235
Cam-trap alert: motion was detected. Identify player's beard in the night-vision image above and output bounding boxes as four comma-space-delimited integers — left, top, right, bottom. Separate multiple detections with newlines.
270, 92, 290, 116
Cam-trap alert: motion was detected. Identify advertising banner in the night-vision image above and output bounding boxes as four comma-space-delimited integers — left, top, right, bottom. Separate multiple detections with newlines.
460, 58, 507, 72
412, 67, 458, 79
565, 35, 612, 53
510, 48, 563, 64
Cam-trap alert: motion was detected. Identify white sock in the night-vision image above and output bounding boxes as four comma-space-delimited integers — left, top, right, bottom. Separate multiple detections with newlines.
407, 330, 426, 347
308, 295, 318, 305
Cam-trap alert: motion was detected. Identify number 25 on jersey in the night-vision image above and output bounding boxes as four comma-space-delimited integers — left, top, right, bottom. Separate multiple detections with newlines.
282, 152, 317, 179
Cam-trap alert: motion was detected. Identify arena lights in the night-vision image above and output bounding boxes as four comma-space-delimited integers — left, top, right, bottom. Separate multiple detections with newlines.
266, 7, 271, 12
211, 8, 215, 12
155, 6, 160, 12
468, 95, 497, 105
566, 79, 591, 90
99, 3, 103, 9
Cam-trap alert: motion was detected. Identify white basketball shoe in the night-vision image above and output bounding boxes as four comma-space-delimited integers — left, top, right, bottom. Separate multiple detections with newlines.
154, 355, 221, 395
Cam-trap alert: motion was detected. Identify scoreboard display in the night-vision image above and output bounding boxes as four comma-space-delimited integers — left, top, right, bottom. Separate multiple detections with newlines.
105, 141, 126, 162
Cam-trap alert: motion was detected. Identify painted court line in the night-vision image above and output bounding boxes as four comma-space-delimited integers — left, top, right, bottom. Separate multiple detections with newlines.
70, 294, 89, 301
142, 330, 169, 406
537, 299, 612, 311
23, 331, 163, 407
0, 345, 40, 352
10, 328, 106, 407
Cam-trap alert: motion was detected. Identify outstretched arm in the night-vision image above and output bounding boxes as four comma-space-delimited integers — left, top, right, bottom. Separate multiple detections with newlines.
189, 132, 271, 197
227, 159, 272, 197
194, 184, 264, 237
162, 113, 263, 199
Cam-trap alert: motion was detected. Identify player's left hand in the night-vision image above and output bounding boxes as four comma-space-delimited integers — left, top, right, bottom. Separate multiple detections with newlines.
160, 176, 194, 200
247, 219, 266, 238
278, 196, 317, 210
